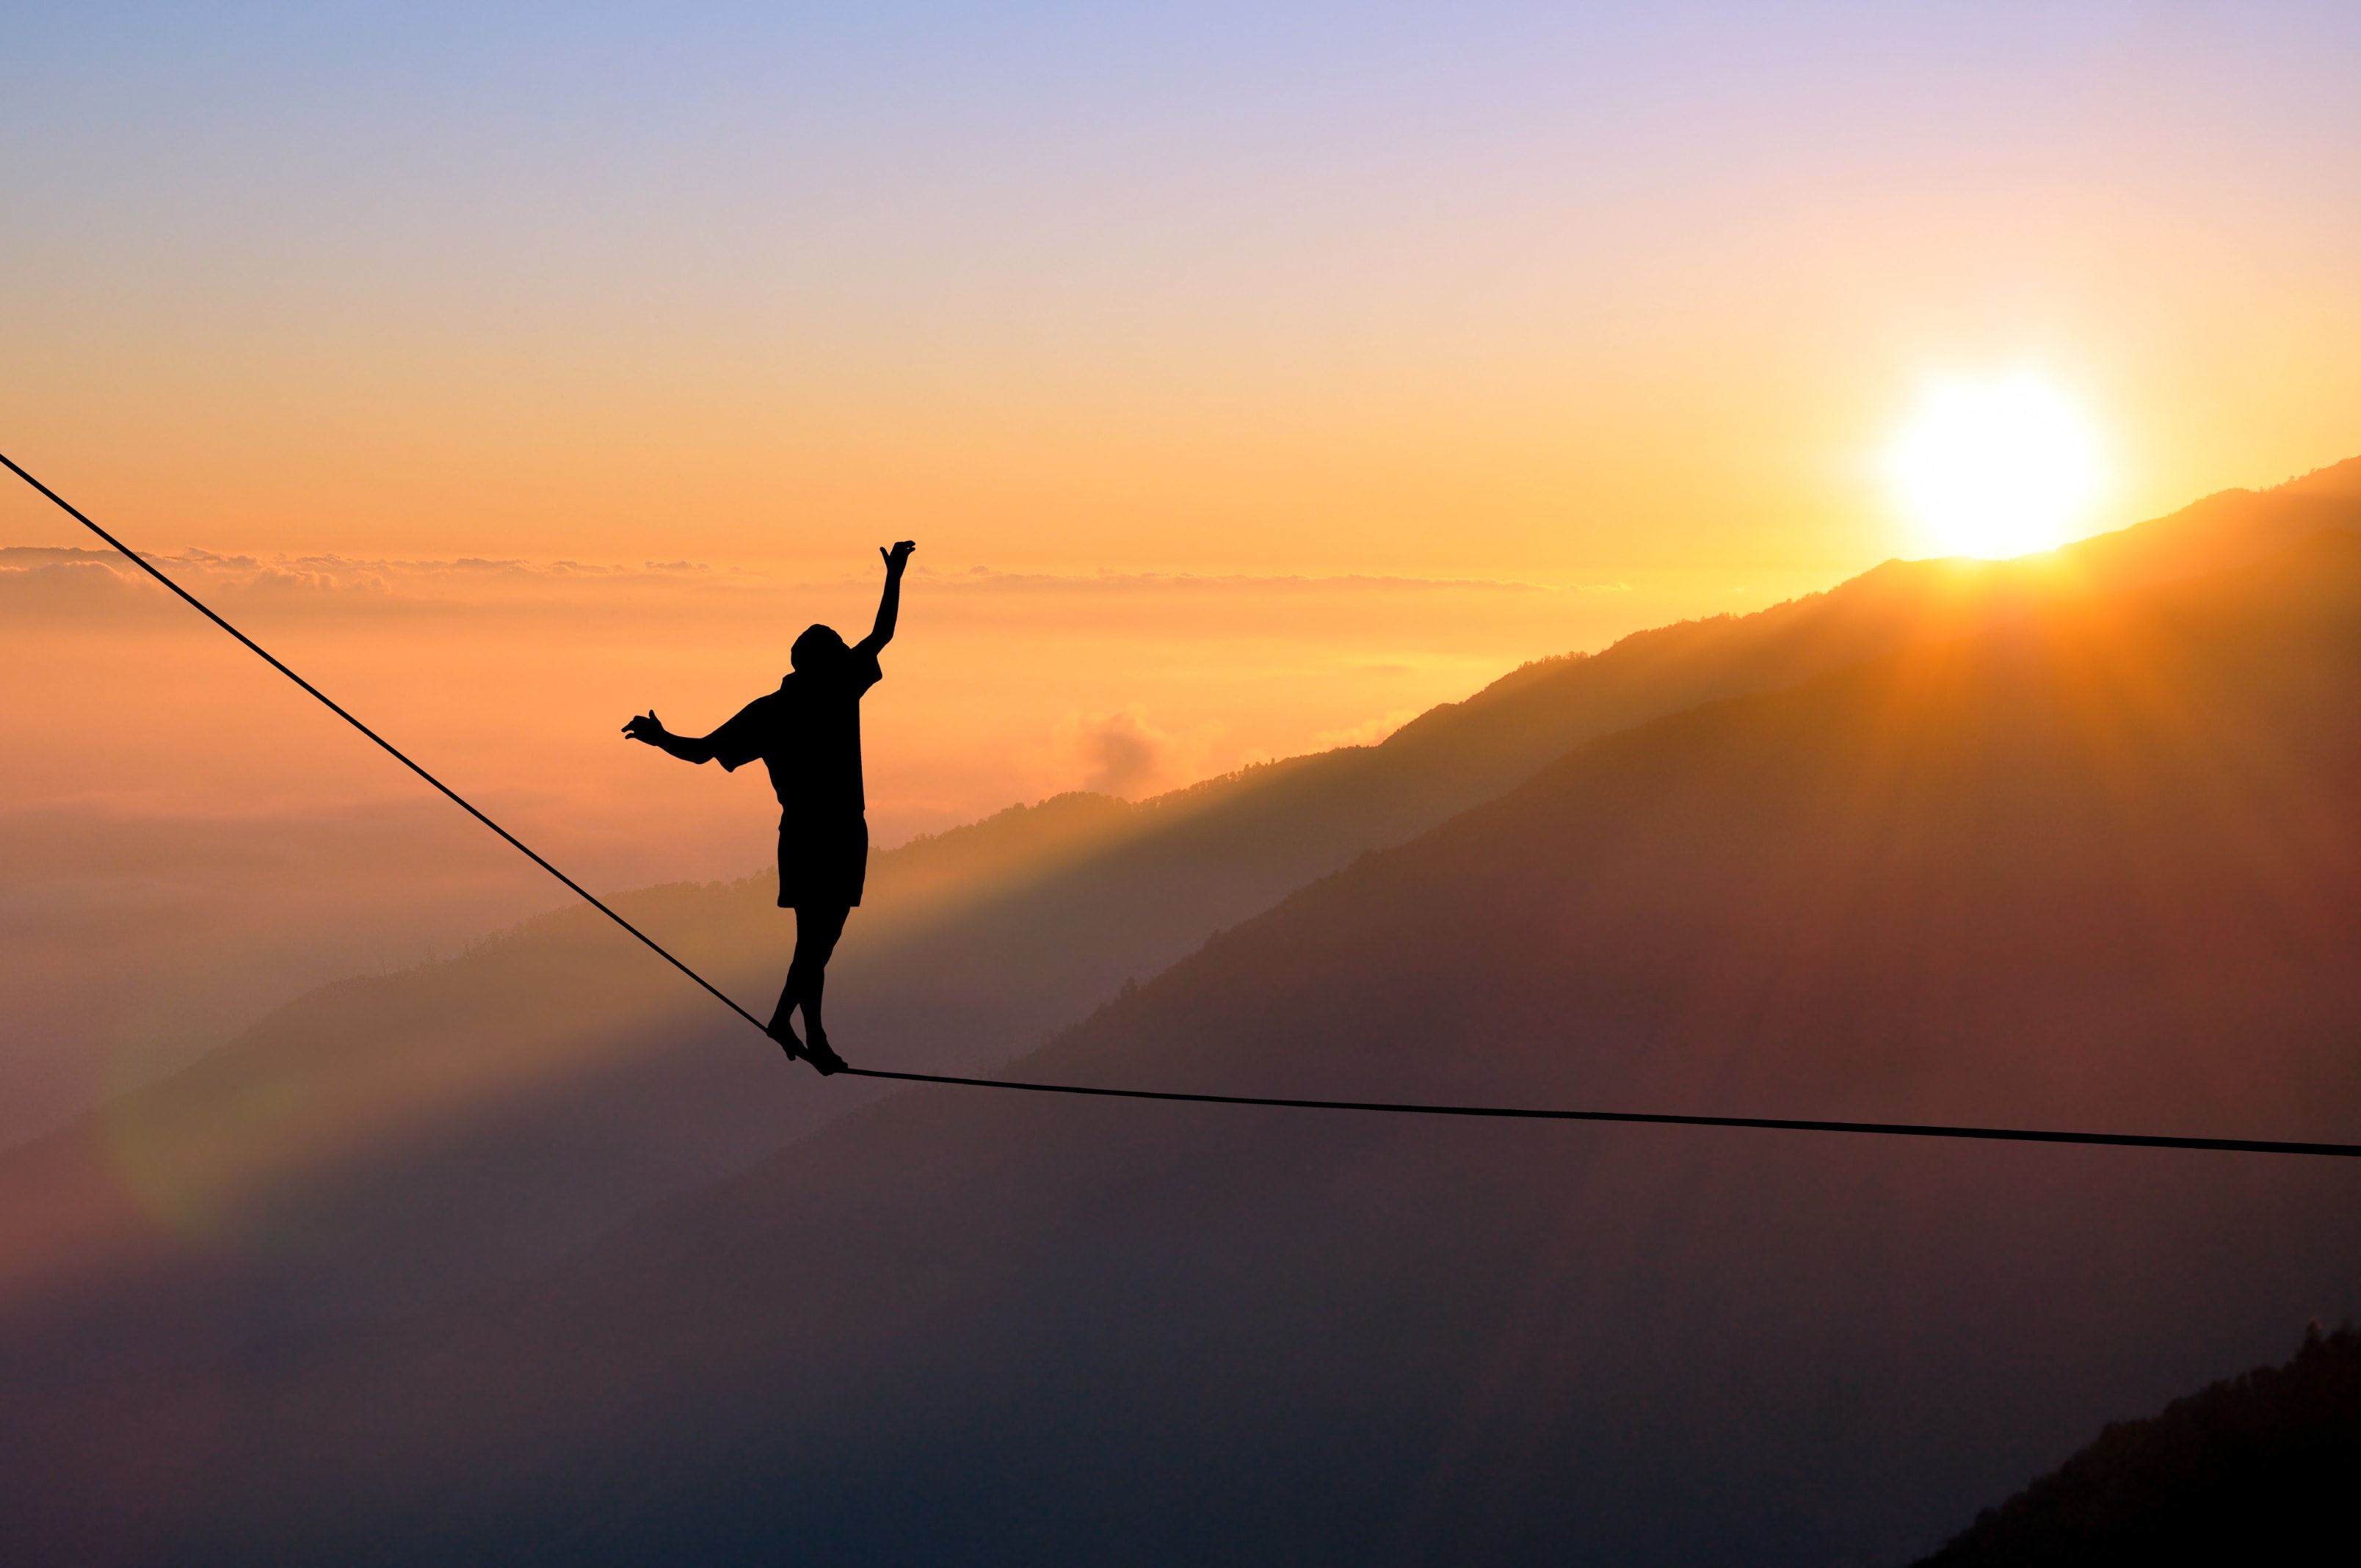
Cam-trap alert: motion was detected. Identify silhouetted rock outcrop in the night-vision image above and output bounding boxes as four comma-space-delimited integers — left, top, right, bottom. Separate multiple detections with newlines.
1915, 1325, 2361, 1567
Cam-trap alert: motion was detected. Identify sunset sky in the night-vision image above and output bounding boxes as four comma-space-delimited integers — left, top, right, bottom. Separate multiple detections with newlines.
5, 1, 2360, 1128
7, 2, 2357, 575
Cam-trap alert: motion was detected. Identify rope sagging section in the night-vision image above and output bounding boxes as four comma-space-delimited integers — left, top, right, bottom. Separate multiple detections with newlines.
8, 449, 2357, 1161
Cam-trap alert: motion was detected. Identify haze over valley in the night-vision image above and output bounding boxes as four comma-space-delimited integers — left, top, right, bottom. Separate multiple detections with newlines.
6, 460, 2359, 1561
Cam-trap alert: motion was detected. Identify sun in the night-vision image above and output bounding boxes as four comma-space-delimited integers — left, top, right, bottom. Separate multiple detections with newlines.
1885, 372, 2106, 559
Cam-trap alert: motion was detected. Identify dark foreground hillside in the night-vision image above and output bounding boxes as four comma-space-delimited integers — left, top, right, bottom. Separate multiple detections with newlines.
26, 529, 2357, 1565
1916, 1325, 2361, 1567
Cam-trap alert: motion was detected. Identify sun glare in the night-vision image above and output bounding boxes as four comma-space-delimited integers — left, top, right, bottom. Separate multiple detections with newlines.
1885, 372, 2106, 559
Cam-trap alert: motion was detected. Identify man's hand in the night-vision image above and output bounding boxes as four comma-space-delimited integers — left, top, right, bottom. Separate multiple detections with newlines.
880, 540, 916, 576
621, 711, 668, 745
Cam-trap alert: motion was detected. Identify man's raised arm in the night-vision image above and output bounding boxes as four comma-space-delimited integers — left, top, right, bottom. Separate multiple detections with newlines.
857, 540, 917, 657
621, 711, 718, 764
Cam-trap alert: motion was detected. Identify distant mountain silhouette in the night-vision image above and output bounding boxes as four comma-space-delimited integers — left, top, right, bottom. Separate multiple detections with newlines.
802, 460, 2361, 1117
9, 471, 2352, 1362
0, 791, 1142, 1329
11, 507, 2358, 1563
2059, 454, 2361, 584
1914, 1324, 2361, 1566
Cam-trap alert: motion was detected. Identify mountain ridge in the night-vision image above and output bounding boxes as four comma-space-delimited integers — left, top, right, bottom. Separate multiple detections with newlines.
4, 472, 2358, 1568
6, 471, 2354, 1337
41, 519, 2361, 1567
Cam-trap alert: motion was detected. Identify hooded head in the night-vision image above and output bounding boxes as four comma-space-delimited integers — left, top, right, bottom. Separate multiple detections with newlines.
791, 623, 849, 675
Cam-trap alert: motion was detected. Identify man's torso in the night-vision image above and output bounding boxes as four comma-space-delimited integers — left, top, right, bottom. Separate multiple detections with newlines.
710, 651, 882, 819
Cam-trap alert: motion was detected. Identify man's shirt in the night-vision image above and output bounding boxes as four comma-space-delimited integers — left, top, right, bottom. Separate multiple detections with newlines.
708, 648, 884, 820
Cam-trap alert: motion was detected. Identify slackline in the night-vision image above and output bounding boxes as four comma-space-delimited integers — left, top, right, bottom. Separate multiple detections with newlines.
9, 449, 2358, 1162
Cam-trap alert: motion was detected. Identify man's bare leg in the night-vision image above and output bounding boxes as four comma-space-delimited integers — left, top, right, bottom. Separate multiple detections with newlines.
783, 904, 852, 1073
765, 967, 806, 1060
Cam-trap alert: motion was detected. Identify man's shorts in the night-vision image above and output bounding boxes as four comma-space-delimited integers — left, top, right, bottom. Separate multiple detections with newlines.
778, 815, 868, 909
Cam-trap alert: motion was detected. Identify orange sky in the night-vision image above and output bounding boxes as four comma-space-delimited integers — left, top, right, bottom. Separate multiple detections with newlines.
5, 6, 2358, 584
5, 1, 2360, 1136
3, 545, 1760, 848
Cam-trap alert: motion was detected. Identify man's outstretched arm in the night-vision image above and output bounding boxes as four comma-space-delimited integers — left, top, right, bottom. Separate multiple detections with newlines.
621, 711, 718, 763
857, 540, 917, 657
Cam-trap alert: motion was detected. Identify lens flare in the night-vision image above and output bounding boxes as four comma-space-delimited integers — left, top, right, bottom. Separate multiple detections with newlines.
1886, 373, 2106, 558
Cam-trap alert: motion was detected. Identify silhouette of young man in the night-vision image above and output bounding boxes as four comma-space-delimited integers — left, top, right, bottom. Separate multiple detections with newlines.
623, 540, 915, 1075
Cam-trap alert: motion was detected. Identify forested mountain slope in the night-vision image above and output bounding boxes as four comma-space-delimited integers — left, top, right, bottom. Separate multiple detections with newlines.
37, 524, 2361, 1567
1915, 1324, 2361, 1567
4, 467, 2351, 1478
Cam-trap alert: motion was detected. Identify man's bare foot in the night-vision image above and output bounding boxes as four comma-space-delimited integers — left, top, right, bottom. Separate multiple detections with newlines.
802, 1026, 848, 1076
766, 1016, 805, 1061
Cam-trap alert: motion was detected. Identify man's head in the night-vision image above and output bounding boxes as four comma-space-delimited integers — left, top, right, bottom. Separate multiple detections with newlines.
791, 623, 849, 675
